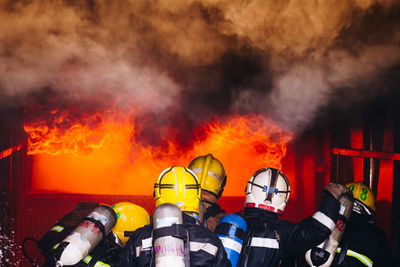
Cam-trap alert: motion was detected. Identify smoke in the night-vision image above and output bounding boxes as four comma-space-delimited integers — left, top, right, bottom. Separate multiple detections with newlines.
0, 0, 399, 138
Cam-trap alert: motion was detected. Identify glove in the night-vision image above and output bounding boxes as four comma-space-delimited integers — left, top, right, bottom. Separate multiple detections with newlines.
324, 183, 349, 200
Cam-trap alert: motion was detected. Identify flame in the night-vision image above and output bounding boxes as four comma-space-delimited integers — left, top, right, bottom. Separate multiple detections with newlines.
24, 111, 292, 196
24, 108, 118, 155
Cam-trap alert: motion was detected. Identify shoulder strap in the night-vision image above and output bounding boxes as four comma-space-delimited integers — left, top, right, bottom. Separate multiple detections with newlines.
240, 225, 256, 267
239, 215, 279, 267
184, 226, 190, 267
337, 229, 351, 265
239, 217, 265, 267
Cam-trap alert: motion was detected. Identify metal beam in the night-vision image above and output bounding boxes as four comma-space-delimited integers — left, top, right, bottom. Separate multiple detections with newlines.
0, 141, 26, 160
332, 148, 400, 161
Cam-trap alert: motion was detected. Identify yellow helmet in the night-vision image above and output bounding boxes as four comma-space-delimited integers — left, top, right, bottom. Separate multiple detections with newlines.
188, 154, 226, 198
111, 202, 150, 245
154, 166, 201, 214
346, 182, 376, 213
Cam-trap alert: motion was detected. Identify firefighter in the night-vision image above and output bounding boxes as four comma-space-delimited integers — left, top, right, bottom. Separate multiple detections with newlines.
36, 202, 100, 261
41, 202, 150, 267
188, 154, 227, 232
330, 182, 395, 267
117, 166, 231, 267
238, 167, 347, 267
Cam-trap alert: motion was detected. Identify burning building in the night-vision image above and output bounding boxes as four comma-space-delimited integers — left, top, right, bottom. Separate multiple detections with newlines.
0, 0, 399, 265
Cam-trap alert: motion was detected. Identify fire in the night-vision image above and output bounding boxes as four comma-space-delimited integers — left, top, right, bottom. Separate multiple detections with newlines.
24, 111, 292, 196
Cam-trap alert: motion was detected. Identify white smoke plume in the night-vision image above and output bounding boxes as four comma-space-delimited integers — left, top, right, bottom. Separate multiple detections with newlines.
0, 0, 399, 136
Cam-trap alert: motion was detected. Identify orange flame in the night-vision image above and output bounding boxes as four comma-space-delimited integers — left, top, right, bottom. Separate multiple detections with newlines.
24, 111, 292, 196
24, 108, 115, 155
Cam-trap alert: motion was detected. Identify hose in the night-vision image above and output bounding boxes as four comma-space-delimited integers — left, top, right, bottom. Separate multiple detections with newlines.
21, 237, 40, 267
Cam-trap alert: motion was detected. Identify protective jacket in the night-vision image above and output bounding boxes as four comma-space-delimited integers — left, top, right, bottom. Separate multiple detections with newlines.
117, 213, 231, 267
332, 213, 395, 267
238, 190, 340, 267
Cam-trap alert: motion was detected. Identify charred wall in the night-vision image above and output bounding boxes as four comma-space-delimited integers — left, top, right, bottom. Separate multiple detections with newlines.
0, 106, 25, 265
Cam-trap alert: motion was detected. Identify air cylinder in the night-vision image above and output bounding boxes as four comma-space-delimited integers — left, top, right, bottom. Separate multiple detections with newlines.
305, 193, 354, 267
153, 203, 185, 267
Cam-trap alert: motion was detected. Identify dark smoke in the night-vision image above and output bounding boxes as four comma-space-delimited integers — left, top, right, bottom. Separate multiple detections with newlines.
1, 0, 399, 145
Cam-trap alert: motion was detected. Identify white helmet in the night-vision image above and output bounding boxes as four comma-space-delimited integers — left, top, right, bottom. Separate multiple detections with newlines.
245, 168, 291, 216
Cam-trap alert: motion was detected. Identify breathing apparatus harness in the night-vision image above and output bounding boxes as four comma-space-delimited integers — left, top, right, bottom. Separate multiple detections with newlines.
240, 215, 261, 267
215, 221, 247, 242
238, 211, 280, 267
149, 222, 191, 267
